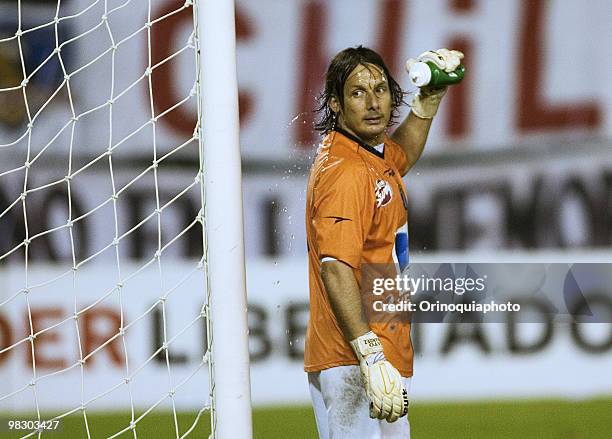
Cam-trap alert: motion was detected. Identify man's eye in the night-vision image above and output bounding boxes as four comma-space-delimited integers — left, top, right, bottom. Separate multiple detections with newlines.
376, 86, 387, 93
352, 90, 364, 97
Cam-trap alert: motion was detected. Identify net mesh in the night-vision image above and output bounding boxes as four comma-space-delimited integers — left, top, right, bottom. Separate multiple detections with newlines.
0, 0, 213, 436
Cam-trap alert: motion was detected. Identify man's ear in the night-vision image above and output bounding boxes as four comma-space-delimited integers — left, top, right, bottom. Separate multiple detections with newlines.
329, 96, 341, 114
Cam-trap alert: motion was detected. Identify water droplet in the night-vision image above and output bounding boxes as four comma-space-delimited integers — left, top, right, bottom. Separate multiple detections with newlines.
288, 113, 306, 127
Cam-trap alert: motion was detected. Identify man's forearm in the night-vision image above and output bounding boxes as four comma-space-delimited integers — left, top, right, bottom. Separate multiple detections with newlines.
391, 112, 433, 175
321, 260, 370, 341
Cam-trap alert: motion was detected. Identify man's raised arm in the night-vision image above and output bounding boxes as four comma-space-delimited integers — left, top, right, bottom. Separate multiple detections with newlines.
391, 48, 464, 175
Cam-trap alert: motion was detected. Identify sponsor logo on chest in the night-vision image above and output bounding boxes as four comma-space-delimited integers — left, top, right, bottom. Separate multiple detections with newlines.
374, 179, 393, 207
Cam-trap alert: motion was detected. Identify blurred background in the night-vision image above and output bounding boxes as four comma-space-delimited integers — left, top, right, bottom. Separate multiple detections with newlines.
1, 0, 611, 437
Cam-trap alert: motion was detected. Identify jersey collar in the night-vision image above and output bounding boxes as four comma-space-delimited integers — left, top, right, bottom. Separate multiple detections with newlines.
333, 128, 385, 160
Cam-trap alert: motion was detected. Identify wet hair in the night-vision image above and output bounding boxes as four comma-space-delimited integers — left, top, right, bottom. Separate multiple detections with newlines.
314, 45, 406, 133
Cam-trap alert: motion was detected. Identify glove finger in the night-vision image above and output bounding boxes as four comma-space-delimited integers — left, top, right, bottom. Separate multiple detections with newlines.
445, 57, 459, 72
378, 398, 390, 420
388, 371, 405, 422
417, 50, 446, 69
437, 48, 452, 59
369, 400, 382, 419
444, 49, 464, 72
451, 49, 464, 60
436, 48, 454, 72
437, 48, 460, 72
386, 400, 400, 423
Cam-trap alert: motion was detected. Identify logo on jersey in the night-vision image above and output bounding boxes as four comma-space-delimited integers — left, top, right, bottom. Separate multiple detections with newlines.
324, 216, 352, 224
374, 179, 393, 207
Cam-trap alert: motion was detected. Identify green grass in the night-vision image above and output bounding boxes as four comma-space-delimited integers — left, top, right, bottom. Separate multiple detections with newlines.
1, 397, 611, 438
410, 397, 612, 439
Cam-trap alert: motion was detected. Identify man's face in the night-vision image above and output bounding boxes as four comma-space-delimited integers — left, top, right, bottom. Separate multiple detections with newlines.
335, 63, 392, 146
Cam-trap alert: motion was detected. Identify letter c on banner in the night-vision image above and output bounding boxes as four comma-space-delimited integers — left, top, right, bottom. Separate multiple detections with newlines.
149, 0, 254, 136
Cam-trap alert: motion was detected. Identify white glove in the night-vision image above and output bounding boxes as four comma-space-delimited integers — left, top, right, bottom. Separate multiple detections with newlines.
405, 48, 464, 119
350, 331, 409, 422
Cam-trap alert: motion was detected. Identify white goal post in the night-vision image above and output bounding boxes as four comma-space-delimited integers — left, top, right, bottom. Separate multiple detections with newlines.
0, 0, 252, 437
199, 0, 253, 437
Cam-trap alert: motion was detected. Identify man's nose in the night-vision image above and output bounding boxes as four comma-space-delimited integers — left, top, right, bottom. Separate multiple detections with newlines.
366, 91, 380, 110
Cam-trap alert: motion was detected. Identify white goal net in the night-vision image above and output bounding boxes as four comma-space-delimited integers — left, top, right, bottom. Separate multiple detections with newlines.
0, 0, 249, 437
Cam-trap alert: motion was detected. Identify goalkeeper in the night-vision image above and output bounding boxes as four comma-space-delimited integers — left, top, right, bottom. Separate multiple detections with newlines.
305, 46, 463, 438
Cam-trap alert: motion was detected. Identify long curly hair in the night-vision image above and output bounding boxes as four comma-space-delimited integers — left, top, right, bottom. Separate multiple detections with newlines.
314, 46, 406, 134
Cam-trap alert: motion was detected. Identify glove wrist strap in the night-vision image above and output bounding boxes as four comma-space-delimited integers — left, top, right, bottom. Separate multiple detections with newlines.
350, 331, 384, 363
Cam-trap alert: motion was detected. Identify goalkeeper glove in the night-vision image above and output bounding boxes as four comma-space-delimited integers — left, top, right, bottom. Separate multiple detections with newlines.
405, 48, 464, 119
350, 331, 409, 422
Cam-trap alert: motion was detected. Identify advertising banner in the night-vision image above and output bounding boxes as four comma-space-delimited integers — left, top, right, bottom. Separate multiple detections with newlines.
1, 257, 612, 411
1, 0, 611, 161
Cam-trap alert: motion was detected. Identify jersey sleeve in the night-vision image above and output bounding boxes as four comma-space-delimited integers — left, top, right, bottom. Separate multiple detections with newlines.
310, 161, 374, 269
384, 136, 409, 176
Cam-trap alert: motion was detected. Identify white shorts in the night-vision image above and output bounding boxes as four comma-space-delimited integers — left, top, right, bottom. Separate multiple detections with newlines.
308, 365, 411, 439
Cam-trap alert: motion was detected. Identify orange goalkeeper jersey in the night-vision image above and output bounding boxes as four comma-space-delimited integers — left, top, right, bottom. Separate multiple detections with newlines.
304, 129, 414, 377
